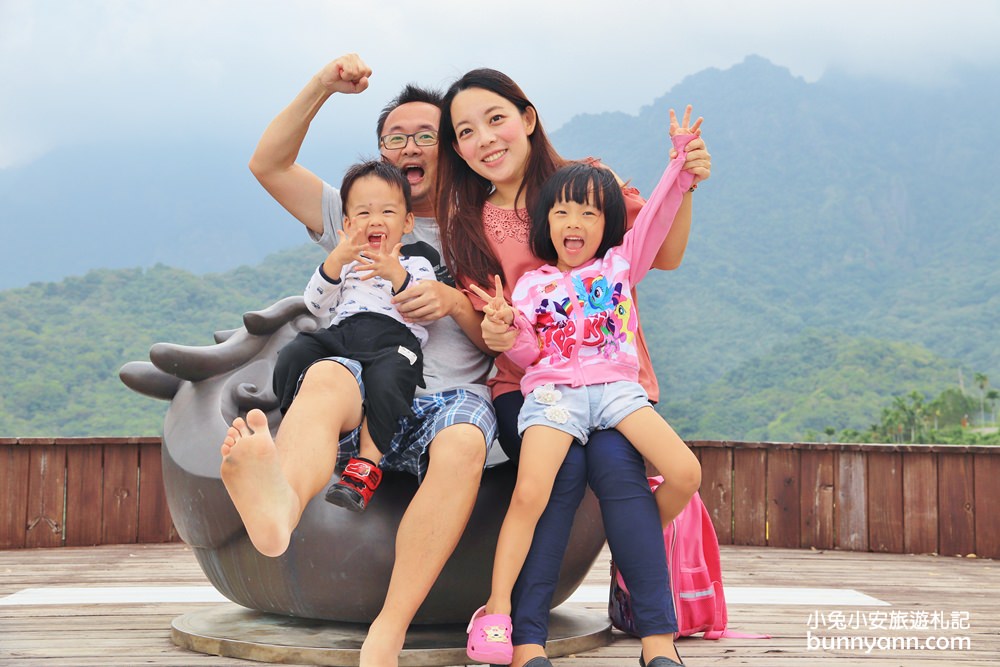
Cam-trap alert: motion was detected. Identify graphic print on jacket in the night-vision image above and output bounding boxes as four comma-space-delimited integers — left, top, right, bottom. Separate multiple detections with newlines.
528, 267, 637, 367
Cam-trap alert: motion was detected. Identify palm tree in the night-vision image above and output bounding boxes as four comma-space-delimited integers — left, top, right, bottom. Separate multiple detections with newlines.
987, 389, 1000, 425
974, 372, 989, 425
888, 392, 928, 443
908, 391, 928, 443
879, 405, 902, 443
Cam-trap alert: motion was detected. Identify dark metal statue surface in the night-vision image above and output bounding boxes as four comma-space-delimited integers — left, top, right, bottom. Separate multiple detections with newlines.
120, 296, 605, 623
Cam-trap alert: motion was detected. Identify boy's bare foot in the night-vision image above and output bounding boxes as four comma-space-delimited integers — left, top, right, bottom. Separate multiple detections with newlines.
220, 409, 299, 557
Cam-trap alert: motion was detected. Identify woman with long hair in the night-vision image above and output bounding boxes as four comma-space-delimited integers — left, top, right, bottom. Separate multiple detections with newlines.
437, 68, 710, 667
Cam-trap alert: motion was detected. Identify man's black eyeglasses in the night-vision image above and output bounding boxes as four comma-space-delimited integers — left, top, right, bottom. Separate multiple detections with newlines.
379, 130, 439, 150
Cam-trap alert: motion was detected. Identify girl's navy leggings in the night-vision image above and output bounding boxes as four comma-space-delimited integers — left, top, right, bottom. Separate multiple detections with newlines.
493, 391, 677, 646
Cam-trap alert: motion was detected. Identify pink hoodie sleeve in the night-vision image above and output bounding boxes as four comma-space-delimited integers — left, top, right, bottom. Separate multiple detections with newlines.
618, 134, 696, 284
503, 276, 544, 369
504, 311, 542, 369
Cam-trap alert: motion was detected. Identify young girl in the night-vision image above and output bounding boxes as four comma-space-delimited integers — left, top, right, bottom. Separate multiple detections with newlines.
465, 134, 700, 664
437, 68, 709, 667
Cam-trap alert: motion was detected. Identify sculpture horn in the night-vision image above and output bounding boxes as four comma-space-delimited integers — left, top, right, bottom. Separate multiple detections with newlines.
243, 296, 309, 335
150, 329, 267, 382
119, 361, 182, 401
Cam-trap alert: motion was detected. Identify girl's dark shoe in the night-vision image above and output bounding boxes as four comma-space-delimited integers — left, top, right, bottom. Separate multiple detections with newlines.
490, 659, 553, 667
640, 652, 685, 667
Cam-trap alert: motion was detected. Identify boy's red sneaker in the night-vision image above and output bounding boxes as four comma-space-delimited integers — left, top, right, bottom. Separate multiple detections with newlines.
325, 458, 382, 512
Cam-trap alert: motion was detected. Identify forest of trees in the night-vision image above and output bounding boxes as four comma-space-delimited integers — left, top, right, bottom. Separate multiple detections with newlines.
832, 383, 999, 445
0, 249, 995, 444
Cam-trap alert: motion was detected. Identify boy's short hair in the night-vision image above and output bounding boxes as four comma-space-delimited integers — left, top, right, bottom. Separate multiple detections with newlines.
340, 160, 413, 213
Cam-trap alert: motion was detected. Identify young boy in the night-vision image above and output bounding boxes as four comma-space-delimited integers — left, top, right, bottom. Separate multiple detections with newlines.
271, 160, 436, 512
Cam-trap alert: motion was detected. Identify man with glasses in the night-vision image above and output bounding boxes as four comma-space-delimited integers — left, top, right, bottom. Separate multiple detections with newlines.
240, 53, 496, 666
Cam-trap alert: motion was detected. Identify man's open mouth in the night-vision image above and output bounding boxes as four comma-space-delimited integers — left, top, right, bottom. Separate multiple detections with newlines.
403, 166, 424, 184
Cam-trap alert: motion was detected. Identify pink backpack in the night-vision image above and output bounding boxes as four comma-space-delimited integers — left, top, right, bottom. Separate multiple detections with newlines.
608, 477, 769, 639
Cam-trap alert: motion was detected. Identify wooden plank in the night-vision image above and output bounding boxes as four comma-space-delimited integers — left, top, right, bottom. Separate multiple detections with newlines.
867, 451, 904, 553
137, 442, 177, 543
902, 451, 938, 555
836, 450, 868, 551
938, 453, 976, 556
102, 445, 140, 545
799, 449, 834, 549
0, 443, 31, 548
696, 446, 733, 544
973, 453, 1000, 559
24, 445, 66, 548
732, 448, 766, 545
65, 444, 105, 547
765, 448, 799, 548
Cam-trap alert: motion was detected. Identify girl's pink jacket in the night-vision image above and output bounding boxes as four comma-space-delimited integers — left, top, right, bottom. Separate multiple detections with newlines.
506, 134, 696, 396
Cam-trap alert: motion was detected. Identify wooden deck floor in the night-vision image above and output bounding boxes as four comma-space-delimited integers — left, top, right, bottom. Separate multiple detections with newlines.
1, 543, 996, 666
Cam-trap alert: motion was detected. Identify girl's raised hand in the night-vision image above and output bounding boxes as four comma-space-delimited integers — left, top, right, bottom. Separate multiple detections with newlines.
669, 104, 703, 138
669, 104, 711, 184
469, 275, 515, 326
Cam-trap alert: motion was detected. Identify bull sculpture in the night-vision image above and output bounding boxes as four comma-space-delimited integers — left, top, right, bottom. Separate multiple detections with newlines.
120, 296, 606, 623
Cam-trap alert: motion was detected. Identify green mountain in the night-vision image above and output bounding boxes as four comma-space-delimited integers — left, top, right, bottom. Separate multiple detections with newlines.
552, 55, 1000, 405
662, 330, 966, 441
0, 245, 324, 436
0, 245, 977, 440
1, 56, 996, 440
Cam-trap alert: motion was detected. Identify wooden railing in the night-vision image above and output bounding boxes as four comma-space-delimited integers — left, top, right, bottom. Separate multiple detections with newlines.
689, 440, 1000, 559
0, 437, 178, 549
2, 438, 997, 559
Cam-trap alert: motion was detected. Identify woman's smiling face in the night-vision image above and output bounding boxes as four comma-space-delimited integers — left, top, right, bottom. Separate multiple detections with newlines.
450, 87, 536, 192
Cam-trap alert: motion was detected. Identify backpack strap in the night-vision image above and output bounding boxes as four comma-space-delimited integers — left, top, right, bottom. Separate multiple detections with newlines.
701, 581, 727, 639
719, 629, 773, 639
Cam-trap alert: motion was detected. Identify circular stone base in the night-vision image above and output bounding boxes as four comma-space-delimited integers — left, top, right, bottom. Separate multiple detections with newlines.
172, 603, 611, 666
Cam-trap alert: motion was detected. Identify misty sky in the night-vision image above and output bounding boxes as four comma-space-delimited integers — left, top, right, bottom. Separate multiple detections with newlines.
3, 0, 999, 170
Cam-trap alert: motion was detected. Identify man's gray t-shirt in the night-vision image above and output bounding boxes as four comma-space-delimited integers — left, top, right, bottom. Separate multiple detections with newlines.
312, 182, 491, 402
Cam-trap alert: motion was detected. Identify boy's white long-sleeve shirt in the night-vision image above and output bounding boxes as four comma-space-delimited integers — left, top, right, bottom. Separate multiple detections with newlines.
304, 254, 436, 346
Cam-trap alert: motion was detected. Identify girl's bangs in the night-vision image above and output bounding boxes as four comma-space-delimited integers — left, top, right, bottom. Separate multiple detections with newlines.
555, 169, 607, 210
